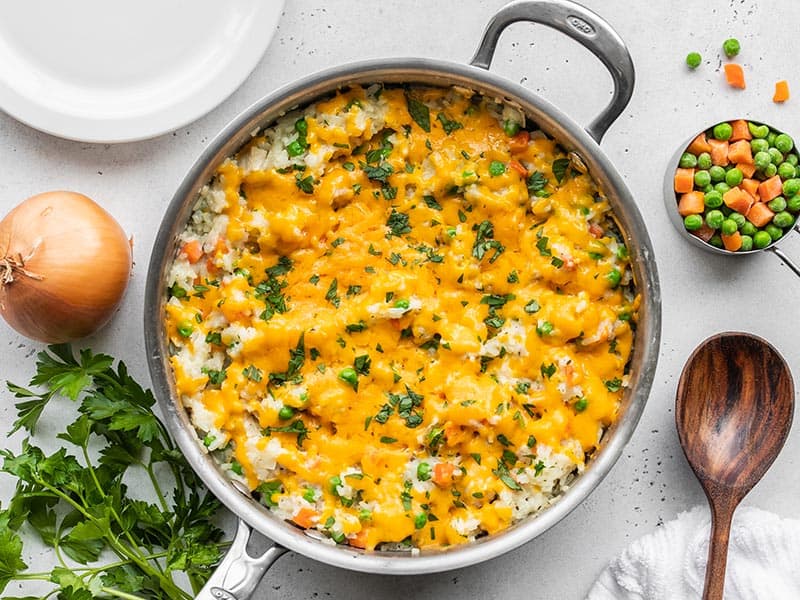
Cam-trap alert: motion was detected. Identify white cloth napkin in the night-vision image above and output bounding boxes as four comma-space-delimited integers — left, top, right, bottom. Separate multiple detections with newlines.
586, 506, 800, 600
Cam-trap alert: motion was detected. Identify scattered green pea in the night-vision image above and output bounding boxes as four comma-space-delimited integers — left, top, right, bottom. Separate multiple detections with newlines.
764, 163, 778, 178
704, 190, 724, 208
714, 182, 731, 194
709, 165, 726, 182
768, 148, 784, 165
722, 38, 740, 58
729, 212, 746, 229
713, 122, 733, 141
786, 154, 799, 167
741, 222, 757, 236
753, 230, 772, 248
754, 151, 772, 171
709, 234, 724, 248
686, 52, 702, 69
768, 196, 787, 212
278, 406, 296, 420
694, 170, 711, 187
765, 224, 783, 241
338, 367, 358, 388
773, 211, 795, 228
684, 214, 703, 231
697, 153, 713, 170
606, 268, 622, 288
751, 138, 769, 154
778, 162, 796, 180
740, 235, 753, 251
749, 122, 769, 139
775, 133, 794, 153
725, 168, 743, 187
783, 179, 800, 197
788, 196, 800, 212
767, 131, 777, 146
177, 321, 194, 338
679, 152, 698, 168
706, 210, 725, 229
721, 219, 738, 235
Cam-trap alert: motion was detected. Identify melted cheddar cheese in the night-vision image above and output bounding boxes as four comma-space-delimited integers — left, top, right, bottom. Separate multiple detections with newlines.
165, 86, 637, 550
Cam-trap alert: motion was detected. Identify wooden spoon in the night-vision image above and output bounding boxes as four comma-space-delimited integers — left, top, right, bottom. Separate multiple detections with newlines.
676, 332, 794, 600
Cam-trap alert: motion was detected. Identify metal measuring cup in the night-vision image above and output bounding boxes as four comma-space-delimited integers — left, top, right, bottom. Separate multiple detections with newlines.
664, 119, 800, 277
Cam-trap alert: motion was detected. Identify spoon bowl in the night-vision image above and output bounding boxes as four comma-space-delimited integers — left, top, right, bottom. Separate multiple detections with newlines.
676, 332, 794, 600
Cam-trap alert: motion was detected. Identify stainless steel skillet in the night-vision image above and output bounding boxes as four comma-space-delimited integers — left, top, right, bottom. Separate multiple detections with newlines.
144, 1, 661, 597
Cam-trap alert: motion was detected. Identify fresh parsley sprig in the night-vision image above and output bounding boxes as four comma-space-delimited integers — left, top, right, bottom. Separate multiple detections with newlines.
0, 345, 227, 599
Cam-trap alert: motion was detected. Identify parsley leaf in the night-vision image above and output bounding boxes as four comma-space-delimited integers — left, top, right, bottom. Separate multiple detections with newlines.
552, 157, 571, 183
405, 94, 431, 132
436, 112, 463, 135
386, 209, 412, 237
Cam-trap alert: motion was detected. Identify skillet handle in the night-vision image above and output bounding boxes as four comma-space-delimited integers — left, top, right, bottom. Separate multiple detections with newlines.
470, 0, 635, 143
768, 224, 800, 277
196, 519, 287, 600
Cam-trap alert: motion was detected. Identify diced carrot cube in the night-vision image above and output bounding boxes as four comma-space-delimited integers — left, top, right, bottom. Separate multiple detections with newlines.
774, 80, 790, 103
728, 140, 753, 165
722, 231, 743, 252
433, 463, 456, 487
688, 133, 712, 155
730, 119, 752, 141
674, 168, 696, 193
757, 175, 783, 202
723, 187, 753, 215
708, 139, 730, 166
509, 159, 528, 177
678, 191, 706, 216
746, 202, 776, 227
182, 240, 203, 264
737, 162, 756, 178
724, 63, 746, 89
293, 508, 317, 529
741, 178, 760, 197
349, 529, 369, 549
508, 130, 530, 152
691, 223, 715, 242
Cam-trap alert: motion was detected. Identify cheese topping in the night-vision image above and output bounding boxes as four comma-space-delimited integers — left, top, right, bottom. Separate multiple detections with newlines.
165, 85, 637, 550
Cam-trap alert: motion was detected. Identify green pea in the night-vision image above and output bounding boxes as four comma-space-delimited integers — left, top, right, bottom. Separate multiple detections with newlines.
754, 151, 772, 171
704, 190, 724, 208
503, 120, 520, 136
787, 195, 800, 212
773, 211, 795, 228
730, 212, 746, 229
740, 235, 753, 252
679, 152, 698, 168
768, 148, 784, 165
786, 153, 799, 166
278, 406, 296, 420
709, 165, 726, 182
697, 153, 713, 170
686, 52, 702, 69
741, 222, 757, 236
748, 122, 769, 139
725, 168, 743, 186
709, 234, 723, 248
783, 178, 800, 197
706, 209, 725, 229
713, 122, 733, 141
766, 224, 784, 240
606, 268, 621, 288
721, 219, 738, 235
722, 38, 740, 58
702, 184, 714, 193
714, 182, 731, 194
753, 230, 772, 248
684, 214, 703, 231
778, 162, 796, 180
775, 133, 794, 154
177, 321, 194, 338
751, 138, 769, 154
489, 160, 506, 177
694, 170, 711, 187
338, 367, 358, 388
764, 163, 778, 178
329, 475, 342, 494
393, 298, 410, 309
768, 196, 787, 212
767, 131, 777, 146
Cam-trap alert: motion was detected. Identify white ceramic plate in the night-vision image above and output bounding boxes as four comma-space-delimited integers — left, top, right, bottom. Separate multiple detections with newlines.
0, 0, 284, 143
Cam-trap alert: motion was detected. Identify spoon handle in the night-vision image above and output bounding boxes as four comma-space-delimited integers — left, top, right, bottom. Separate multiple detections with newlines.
703, 501, 735, 600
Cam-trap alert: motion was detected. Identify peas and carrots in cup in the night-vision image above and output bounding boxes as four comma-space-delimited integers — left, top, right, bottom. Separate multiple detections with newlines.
674, 119, 800, 252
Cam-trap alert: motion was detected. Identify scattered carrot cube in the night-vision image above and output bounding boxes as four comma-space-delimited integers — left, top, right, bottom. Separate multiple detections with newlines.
722, 231, 743, 252
757, 175, 783, 202
687, 133, 712, 155
728, 140, 753, 165
774, 80, 790, 103
509, 159, 528, 177
730, 119, 752, 141
508, 130, 530, 152
678, 191, 706, 216
737, 162, 756, 178
741, 178, 760, 198
722, 187, 753, 215
293, 507, 318, 529
708, 139, 729, 166
691, 223, 715, 242
182, 240, 203, 264
746, 202, 775, 228
674, 168, 696, 193
724, 63, 746, 89
433, 462, 456, 487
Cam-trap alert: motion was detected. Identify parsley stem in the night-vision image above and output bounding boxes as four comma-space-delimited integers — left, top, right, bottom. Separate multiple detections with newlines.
100, 587, 149, 600
145, 461, 170, 513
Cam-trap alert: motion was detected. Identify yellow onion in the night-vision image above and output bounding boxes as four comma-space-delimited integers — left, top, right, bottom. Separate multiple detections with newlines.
0, 191, 132, 343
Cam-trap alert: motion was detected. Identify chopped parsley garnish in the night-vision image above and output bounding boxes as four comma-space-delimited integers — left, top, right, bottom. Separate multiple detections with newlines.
507, 270, 519, 283
354, 354, 372, 375
205, 331, 222, 345
346, 321, 367, 333
263, 419, 309, 448
536, 235, 551, 256
405, 94, 431, 132
361, 161, 394, 183
268, 333, 305, 386
331, 237, 346, 248
386, 209, 412, 237
380, 436, 398, 444
524, 299, 541, 314
325, 278, 340, 307
436, 112, 463, 135
242, 364, 263, 382
605, 377, 623, 392
472, 220, 505, 263
540, 362, 556, 379
493, 461, 522, 491
552, 157, 571, 183
536, 321, 554, 337
295, 173, 314, 194
423, 195, 442, 210
368, 243, 382, 256
527, 170, 548, 193
346, 285, 362, 296
202, 367, 227, 386
387, 385, 424, 428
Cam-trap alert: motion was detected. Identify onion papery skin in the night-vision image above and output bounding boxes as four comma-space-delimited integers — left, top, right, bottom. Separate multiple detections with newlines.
0, 191, 132, 343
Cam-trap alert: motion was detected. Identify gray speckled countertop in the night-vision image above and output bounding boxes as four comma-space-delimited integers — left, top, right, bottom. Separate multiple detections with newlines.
2, 1, 799, 598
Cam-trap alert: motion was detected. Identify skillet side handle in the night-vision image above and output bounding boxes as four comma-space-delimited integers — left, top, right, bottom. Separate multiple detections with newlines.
769, 245, 800, 278
196, 520, 287, 600
469, 0, 635, 143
